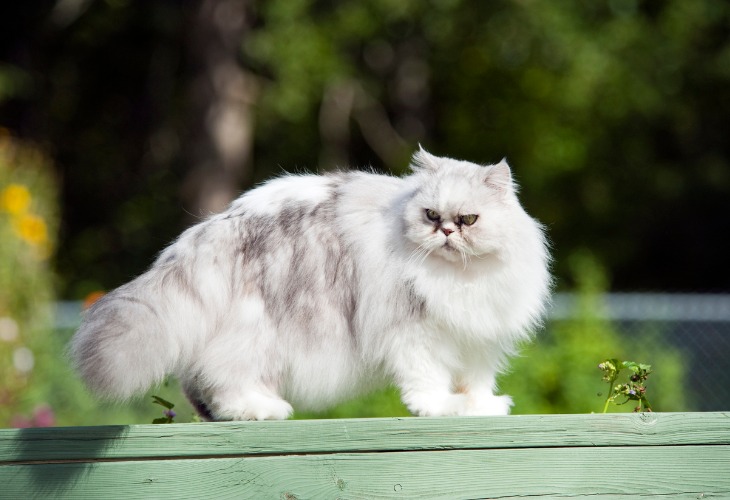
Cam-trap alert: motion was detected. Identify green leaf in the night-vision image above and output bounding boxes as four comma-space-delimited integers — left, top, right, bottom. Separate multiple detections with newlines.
151, 395, 175, 410
151, 417, 170, 424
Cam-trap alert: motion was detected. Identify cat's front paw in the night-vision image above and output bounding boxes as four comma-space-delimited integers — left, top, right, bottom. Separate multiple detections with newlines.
462, 394, 513, 416
212, 392, 294, 421
403, 392, 470, 417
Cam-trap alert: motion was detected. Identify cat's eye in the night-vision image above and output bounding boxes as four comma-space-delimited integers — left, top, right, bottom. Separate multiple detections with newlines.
459, 214, 479, 226
425, 209, 440, 221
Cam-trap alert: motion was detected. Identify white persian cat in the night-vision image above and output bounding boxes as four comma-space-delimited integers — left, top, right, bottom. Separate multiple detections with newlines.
71, 149, 551, 420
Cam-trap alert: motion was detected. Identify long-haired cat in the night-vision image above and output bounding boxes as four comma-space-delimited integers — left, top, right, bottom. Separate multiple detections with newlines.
71, 148, 551, 420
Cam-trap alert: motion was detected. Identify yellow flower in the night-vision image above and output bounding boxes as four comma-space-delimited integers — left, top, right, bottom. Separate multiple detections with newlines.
12, 213, 48, 246
1, 184, 31, 215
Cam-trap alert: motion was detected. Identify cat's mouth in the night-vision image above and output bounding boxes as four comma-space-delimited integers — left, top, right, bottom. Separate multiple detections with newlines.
442, 241, 456, 252
436, 241, 465, 263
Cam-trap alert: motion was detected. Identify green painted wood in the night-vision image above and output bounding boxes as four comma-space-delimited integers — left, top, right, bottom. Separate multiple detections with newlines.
2, 412, 729, 463
2, 445, 729, 499
1, 413, 729, 499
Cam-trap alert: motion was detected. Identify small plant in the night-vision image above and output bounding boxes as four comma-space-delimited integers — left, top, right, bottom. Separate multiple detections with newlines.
151, 395, 176, 424
598, 359, 653, 413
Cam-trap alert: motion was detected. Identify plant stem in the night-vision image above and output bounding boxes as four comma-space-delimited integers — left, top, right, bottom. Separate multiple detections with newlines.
602, 374, 617, 413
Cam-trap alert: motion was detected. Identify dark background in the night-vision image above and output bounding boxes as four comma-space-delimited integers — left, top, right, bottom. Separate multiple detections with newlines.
2, 0, 728, 298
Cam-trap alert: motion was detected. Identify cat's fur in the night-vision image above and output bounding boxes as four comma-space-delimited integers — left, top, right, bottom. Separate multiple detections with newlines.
70, 149, 551, 420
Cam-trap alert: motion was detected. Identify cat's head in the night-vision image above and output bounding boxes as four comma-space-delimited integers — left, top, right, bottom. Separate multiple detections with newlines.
402, 148, 525, 265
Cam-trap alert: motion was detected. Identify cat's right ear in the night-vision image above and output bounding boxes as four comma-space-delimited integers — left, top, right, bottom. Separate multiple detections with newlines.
485, 158, 515, 195
411, 145, 441, 172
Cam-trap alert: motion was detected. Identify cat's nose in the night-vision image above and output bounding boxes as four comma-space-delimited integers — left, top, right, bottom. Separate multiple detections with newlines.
441, 227, 454, 236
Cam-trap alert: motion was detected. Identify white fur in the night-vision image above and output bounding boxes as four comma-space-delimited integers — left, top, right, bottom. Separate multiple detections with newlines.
71, 150, 551, 420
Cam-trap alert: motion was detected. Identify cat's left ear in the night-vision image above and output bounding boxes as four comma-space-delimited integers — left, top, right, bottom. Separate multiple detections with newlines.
411, 145, 441, 172
485, 158, 515, 194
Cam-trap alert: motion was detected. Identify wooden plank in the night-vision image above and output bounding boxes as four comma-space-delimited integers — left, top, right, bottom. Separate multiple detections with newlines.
2, 412, 729, 463
2, 445, 729, 499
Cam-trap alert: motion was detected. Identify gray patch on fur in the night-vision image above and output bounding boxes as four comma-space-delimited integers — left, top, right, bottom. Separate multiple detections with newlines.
227, 182, 360, 350
160, 264, 204, 307
402, 279, 427, 319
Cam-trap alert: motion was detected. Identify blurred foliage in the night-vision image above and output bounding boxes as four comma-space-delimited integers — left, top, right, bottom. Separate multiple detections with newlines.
0, 133, 58, 426
0, 134, 198, 427
2, 0, 729, 296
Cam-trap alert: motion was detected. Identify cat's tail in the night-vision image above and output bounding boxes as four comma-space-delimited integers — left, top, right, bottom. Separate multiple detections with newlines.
70, 269, 207, 400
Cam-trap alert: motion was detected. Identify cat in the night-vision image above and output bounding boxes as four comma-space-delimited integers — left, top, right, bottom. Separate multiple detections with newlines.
70, 148, 551, 421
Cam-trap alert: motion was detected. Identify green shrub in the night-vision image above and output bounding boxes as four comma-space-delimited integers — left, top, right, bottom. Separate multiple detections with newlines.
500, 251, 687, 414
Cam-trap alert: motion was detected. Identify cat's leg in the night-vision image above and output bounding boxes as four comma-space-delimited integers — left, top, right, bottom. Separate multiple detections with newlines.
181, 378, 216, 421
455, 359, 513, 416
183, 372, 293, 421
398, 367, 512, 417
393, 334, 513, 417
390, 336, 469, 417
188, 309, 294, 421
399, 381, 469, 417
461, 386, 513, 416
208, 386, 294, 421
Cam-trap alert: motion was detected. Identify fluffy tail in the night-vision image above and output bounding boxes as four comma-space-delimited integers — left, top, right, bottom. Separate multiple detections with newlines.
70, 271, 204, 400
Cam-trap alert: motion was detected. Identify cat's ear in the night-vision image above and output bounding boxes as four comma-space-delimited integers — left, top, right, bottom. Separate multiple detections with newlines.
411, 145, 441, 172
485, 158, 515, 194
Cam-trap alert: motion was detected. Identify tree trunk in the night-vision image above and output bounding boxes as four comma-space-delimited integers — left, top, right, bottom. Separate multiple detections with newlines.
181, 0, 255, 218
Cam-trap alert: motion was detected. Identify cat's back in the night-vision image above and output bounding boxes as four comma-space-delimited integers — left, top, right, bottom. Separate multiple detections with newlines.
174, 170, 405, 294
335, 169, 405, 207
227, 172, 338, 217
224, 169, 402, 216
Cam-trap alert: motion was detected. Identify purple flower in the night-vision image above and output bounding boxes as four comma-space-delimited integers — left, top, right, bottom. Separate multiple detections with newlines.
164, 409, 176, 419
11, 405, 55, 428
33, 405, 56, 427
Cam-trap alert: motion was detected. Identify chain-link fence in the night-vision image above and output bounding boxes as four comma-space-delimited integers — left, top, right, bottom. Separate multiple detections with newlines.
550, 293, 730, 412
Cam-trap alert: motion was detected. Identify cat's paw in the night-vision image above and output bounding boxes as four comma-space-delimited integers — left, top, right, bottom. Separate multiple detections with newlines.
404, 392, 470, 417
212, 393, 294, 421
462, 394, 513, 416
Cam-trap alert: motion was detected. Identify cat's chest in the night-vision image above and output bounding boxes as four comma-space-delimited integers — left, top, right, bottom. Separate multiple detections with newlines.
409, 273, 512, 333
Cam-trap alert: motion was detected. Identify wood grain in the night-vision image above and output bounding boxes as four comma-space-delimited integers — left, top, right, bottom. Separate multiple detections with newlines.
2, 412, 729, 463
2, 446, 729, 499
2, 413, 729, 499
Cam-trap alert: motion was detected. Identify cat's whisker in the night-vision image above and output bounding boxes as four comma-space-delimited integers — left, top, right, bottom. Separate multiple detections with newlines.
419, 248, 436, 266
406, 244, 423, 263
408, 242, 434, 266
459, 247, 470, 270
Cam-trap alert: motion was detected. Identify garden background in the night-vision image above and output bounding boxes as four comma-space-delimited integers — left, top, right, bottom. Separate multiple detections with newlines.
1, 0, 729, 426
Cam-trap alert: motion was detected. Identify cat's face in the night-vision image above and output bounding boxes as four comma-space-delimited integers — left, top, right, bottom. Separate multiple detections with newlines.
402, 151, 518, 265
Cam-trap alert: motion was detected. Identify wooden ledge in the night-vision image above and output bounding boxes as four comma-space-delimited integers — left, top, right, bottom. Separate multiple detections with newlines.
2, 412, 729, 498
